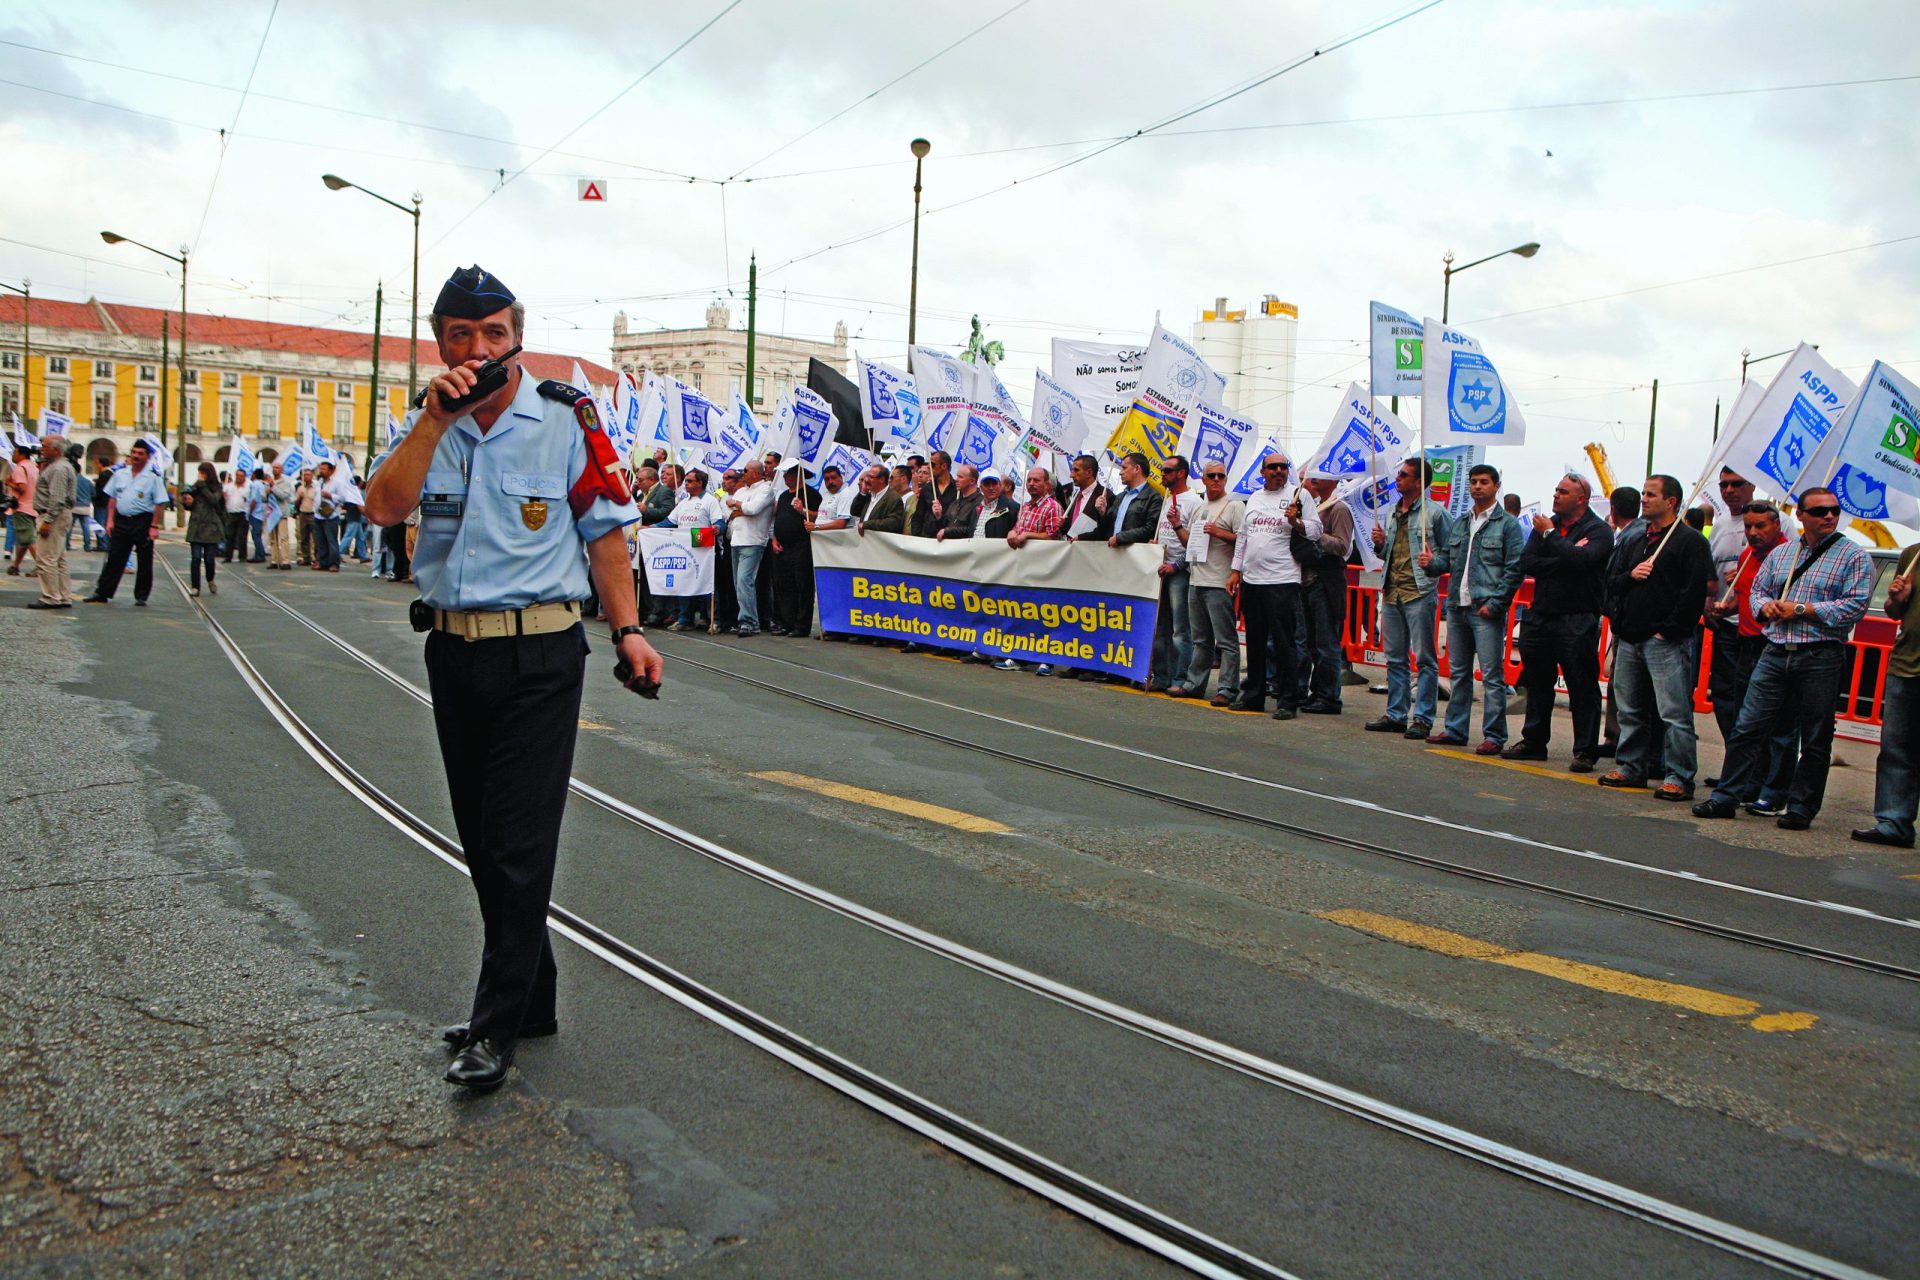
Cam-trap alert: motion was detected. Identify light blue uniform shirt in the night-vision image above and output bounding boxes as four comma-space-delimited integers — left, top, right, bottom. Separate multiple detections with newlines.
105, 465, 171, 516
369, 368, 641, 611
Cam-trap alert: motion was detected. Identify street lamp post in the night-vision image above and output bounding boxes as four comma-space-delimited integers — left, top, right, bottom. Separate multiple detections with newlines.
1441, 241, 1540, 324
0, 280, 27, 426
323, 174, 422, 404
1740, 345, 1800, 384
101, 231, 188, 507
907, 138, 930, 349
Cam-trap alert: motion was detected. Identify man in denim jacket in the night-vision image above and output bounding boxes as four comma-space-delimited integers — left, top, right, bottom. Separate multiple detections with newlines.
1366, 457, 1454, 738
1420, 463, 1525, 753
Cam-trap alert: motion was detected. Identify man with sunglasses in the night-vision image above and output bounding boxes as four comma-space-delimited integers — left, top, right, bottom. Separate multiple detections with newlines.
1171, 460, 1245, 704
1228, 451, 1319, 718
1693, 486, 1871, 829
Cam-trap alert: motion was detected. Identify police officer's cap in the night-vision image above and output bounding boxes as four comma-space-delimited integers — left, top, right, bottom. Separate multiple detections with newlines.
434, 265, 516, 319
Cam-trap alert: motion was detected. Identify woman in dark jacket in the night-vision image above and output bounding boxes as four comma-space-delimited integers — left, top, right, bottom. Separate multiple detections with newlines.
183, 462, 226, 596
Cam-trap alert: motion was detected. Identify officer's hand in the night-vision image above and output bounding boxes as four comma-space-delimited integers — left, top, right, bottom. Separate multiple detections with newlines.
1417, 549, 1433, 568
422, 362, 483, 426
1371, 524, 1386, 548
1531, 515, 1553, 536
1630, 560, 1653, 581
616, 631, 664, 691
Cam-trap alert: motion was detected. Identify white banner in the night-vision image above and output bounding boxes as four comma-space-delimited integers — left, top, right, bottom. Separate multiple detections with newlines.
637, 526, 715, 596
1422, 318, 1528, 447
1820, 360, 1920, 525
1369, 302, 1423, 399
1137, 323, 1226, 417
1691, 379, 1763, 504
1302, 383, 1412, 479
1050, 337, 1147, 426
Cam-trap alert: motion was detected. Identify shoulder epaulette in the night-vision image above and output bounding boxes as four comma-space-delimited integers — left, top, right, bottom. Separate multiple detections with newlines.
536, 379, 586, 406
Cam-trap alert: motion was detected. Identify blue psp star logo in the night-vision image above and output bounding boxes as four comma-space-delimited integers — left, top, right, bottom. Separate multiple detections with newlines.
1836, 464, 1888, 519
1446, 351, 1506, 435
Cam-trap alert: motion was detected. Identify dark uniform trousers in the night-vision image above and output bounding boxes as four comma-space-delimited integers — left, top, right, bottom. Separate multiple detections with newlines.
773, 540, 815, 637
93, 510, 156, 602
1239, 582, 1301, 710
425, 624, 588, 1043
1517, 611, 1603, 754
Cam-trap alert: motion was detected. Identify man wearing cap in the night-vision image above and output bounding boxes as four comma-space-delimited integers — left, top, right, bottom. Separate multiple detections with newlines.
365, 265, 662, 1092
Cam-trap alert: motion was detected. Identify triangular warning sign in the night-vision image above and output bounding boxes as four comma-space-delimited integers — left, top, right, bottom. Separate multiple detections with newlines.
580, 181, 605, 202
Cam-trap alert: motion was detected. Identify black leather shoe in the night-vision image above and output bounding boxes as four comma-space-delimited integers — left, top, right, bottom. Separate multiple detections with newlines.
1691, 798, 1737, 819
445, 1037, 516, 1090
1851, 827, 1915, 848
442, 1019, 557, 1050
1364, 716, 1407, 733
1500, 744, 1549, 760
1299, 700, 1342, 714
1775, 812, 1812, 831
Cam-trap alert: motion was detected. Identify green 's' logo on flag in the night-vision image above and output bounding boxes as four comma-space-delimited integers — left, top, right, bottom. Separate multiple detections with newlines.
1882, 413, 1920, 463
1396, 339, 1422, 372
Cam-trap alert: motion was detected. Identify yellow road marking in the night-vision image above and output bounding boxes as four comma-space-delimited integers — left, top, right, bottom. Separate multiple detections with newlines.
1100, 683, 1264, 715
1426, 747, 1598, 785
578, 719, 610, 730
1317, 909, 1815, 1032
750, 770, 1011, 834
1902, 874, 1920, 881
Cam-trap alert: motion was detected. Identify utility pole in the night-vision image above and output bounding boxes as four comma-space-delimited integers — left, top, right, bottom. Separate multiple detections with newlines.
1712, 396, 1720, 444
744, 253, 758, 408
1644, 378, 1659, 476
366, 282, 383, 471
159, 314, 170, 457
1, 280, 31, 426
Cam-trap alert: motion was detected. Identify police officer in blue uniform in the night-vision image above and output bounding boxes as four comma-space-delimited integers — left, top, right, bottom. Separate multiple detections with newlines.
366, 266, 664, 1091
84, 439, 171, 606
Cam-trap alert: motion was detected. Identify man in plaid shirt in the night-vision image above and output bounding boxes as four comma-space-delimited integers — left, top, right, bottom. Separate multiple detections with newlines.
1693, 484, 1872, 829
999, 465, 1066, 672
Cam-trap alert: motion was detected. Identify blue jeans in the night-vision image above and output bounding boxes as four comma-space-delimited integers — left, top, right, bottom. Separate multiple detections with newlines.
733, 543, 766, 632
342, 518, 368, 560
1183, 584, 1240, 699
1381, 593, 1439, 726
1444, 605, 1511, 745
248, 516, 266, 559
1871, 672, 1920, 841
1612, 635, 1699, 789
1711, 643, 1845, 819
1151, 566, 1192, 685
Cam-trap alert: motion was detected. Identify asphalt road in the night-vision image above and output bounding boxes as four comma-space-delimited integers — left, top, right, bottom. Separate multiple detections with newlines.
3, 546, 1915, 1278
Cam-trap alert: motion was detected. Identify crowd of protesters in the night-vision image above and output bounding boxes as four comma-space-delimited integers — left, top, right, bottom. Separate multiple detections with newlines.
11, 432, 1915, 848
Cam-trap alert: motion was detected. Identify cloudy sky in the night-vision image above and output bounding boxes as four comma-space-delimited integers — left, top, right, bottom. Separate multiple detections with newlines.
3, 0, 1914, 501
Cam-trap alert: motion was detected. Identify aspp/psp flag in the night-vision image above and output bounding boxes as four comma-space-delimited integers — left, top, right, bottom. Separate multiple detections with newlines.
637, 525, 715, 597
231, 436, 257, 478
1718, 344, 1854, 500
1175, 401, 1258, 477
861, 360, 915, 445
1369, 302, 1423, 399
910, 346, 974, 456
1303, 383, 1412, 479
1028, 369, 1090, 457
789, 385, 838, 466
1421, 319, 1528, 447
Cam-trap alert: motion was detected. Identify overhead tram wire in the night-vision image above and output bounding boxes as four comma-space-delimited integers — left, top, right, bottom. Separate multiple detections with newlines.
191, 0, 280, 254
0, 37, 715, 185
421, 0, 744, 257
753, 0, 1448, 280
1464, 232, 1920, 326
724, 0, 1036, 181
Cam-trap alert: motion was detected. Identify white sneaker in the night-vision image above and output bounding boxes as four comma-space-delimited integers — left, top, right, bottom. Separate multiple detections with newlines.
188, 588, 200, 598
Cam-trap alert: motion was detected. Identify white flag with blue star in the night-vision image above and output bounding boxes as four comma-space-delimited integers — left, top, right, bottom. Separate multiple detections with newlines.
1719, 344, 1855, 501
9, 411, 36, 448
1303, 384, 1412, 479
1370, 303, 1423, 398
790, 385, 838, 466
1175, 401, 1257, 476
39, 407, 74, 439
231, 435, 257, 478
909, 346, 975, 459
1421, 319, 1528, 447
860, 359, 916, 446
1812, 360, 1920, 525
1027, 370, 1089, 457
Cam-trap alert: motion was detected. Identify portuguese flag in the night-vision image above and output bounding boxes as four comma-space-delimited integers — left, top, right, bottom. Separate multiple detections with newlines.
686, 526, 717, 548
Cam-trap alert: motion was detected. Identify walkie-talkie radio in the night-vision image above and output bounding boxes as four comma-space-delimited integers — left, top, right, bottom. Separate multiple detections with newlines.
438, 344, 524, 413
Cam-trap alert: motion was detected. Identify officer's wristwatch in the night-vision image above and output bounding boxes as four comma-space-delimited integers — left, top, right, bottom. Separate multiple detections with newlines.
611, 624, 646, 643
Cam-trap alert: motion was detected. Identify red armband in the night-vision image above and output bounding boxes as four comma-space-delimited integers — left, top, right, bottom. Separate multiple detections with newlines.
566, 398, 633, 520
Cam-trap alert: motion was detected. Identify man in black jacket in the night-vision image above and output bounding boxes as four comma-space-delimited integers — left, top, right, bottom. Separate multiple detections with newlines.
1598, 475, 1712, 800
1058, 453, 1116, 542
1505, 473, 1615, 769
769, 459, 821, 637
935, 463, 985, 540
1106, 452, 1164, 548
911, 449, 957, 537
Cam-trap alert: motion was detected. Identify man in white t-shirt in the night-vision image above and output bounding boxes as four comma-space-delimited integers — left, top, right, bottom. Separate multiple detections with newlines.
1226, 452, 1320, 719
1170, 458, 1246, 705
724, 459, 775, 636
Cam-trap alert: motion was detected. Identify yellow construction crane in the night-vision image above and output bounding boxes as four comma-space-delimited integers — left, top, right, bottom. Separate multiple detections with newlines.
1583, 443, 1617, 497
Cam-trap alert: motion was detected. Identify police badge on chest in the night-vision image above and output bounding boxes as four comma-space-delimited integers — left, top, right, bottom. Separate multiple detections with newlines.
521, 498, 548, 531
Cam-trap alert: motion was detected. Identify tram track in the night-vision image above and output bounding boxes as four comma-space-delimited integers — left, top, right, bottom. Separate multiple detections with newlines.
217, 569, 1896, 1280
650, 631, 1920, 982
